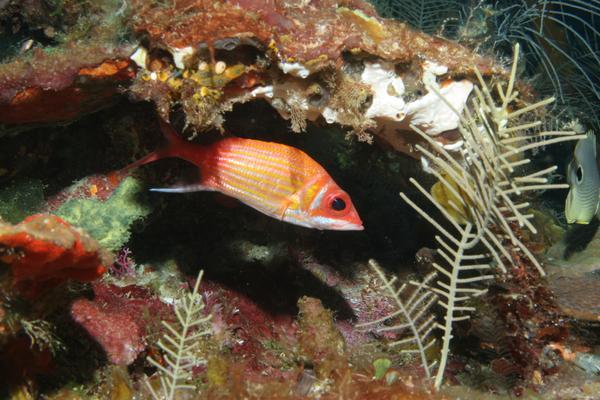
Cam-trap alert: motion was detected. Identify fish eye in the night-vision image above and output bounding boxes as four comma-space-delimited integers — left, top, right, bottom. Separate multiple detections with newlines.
576, 166, 583, 182
330, 197, 346, 211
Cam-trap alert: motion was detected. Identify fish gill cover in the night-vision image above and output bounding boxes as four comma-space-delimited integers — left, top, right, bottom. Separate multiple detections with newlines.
0, 0, 599, 399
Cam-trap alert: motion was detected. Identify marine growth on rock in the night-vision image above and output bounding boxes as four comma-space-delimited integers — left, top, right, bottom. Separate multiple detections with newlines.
0, 0, 599, 399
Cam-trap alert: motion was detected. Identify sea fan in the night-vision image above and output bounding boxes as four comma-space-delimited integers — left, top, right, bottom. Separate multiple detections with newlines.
357, 259, 438, 378
362, 44, 585, 390
146, 270, 212, 400
367, 0, 463, 34
372, 0, 600, 128
457, 0, 600, 127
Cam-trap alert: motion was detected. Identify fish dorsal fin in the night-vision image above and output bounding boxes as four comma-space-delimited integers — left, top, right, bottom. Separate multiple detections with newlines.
588, 131, 597, 159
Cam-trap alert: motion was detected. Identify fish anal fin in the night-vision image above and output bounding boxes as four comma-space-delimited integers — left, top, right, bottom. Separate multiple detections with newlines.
150, 183, 216, 193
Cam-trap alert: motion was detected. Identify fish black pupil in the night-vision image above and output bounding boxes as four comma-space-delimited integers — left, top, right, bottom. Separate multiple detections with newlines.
331, 197, 346, 211
576, 166, 583, 182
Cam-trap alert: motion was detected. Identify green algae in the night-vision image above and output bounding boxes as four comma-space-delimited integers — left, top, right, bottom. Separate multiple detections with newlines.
373, 358, 392, 380
54, 176, 151, 251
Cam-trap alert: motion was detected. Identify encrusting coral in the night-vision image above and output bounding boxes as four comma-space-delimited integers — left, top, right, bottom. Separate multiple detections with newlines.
0, 47, 134, 127
0, 0, 135, 129
125, 0, 510, 154
0, 0, 510, 155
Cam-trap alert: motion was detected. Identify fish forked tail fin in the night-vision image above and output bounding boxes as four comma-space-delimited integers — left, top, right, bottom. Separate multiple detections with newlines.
158, 118, 189, 149
118, 119, 189, 173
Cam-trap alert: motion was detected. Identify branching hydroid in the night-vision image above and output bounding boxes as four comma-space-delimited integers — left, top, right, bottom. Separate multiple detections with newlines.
146, 270, 212, 400
362, 43, 585, 390
357, 259, 438, 378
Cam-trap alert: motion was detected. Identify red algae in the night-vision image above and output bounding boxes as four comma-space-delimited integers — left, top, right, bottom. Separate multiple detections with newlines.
195, 282, 434, 399
201, 279, 298, 377
0, 337, 54, 390
71, 298, 144, 365
70, 283, 172, 365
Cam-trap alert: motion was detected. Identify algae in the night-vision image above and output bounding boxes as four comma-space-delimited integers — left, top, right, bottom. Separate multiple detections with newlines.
373, 358, 391, 380
54, 176, 151, 252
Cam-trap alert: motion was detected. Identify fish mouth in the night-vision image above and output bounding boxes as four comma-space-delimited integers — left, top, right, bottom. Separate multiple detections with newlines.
335, 222, 364, 231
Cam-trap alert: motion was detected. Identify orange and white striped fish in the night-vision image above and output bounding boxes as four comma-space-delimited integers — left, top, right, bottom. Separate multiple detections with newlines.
124, 121, 363, 231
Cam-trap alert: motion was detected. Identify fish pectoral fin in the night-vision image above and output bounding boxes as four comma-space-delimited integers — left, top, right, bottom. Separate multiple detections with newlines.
150, 183, 216, 193
277, 200, 291, 220
277, 193, 300, 220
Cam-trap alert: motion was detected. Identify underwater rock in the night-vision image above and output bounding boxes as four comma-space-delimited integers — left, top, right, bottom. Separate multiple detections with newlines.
0, 178, 45, 224
0, 46, 134, 127
130, 0, 500, 74
71, 298, 144, 366
0, 336, 54, 393
545, 222, 600, 321
297, 296, 347, 380
228, 240, 287, 266
0, 0, 510, 156
547, 276, 600, 322
0, 213, 111, 297
127, 0, 505, 154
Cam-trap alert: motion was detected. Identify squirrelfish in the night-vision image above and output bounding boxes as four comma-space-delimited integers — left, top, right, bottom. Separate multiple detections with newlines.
565, 131, 600, 224
125, 121, 363, 231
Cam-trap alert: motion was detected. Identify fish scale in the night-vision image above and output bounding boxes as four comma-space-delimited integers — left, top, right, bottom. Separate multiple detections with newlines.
122, 120, 363, 230
211, 145, 303, 206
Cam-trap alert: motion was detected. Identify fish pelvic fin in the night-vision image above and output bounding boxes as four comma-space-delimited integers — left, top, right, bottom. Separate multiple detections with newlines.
277, 191, 302, 220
